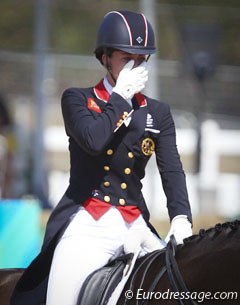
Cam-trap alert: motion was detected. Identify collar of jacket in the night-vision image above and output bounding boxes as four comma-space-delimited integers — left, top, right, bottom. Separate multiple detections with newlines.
93, 79, 147, 107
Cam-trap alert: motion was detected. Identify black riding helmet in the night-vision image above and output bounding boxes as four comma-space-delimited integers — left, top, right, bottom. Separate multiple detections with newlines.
95, 10, 156, 64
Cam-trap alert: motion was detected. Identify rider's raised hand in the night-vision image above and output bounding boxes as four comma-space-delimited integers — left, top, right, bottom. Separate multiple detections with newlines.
112, 60, 148, 100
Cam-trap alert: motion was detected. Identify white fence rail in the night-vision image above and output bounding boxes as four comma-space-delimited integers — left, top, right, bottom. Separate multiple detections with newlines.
44, 120, 240, 219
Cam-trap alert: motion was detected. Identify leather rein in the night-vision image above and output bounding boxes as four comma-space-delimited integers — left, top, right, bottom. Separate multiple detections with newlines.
125, 235, 198, 305
165, 235, 198, 305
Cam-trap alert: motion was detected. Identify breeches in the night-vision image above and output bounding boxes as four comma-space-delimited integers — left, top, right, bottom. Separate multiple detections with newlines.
46, 207, 165, 305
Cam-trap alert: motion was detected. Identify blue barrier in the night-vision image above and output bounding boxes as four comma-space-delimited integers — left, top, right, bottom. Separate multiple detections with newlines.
0, 199, 41, 268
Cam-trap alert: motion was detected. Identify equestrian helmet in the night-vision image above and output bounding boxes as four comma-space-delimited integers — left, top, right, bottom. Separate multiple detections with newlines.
95, 10, 156, 63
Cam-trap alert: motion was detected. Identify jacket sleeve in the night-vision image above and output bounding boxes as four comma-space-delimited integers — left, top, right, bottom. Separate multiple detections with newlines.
155, 103, 192, 223
61, 88, 132, 155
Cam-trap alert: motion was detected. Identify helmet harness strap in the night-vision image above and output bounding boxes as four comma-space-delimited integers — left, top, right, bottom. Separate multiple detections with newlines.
146, 54, 151, 62
104, 48, 117, 85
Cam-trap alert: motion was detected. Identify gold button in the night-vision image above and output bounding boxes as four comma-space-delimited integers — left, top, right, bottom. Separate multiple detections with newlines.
123, 111, 129, 117
121, 183, 127, 189
128, 152, 134, 158
116, 119, 123, 127
106, 149, 113, 155
119, 198, 126, 205
104, 166, 110, 171
124, 168, 131, 175
103, 181, 110, 187
104, 195, 110, 202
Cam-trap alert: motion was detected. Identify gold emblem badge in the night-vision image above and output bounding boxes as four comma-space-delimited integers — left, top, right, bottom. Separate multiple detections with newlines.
141, 137, 155, 156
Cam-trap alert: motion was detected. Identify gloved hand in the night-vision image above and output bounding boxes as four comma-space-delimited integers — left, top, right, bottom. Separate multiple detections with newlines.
165, 215, 192, 245
124, 227, 165, 255
112, 60, 148, 100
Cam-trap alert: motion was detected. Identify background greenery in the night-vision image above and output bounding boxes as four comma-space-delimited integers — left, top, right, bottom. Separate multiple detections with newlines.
0, 1, 239, 233
0, 0, 239, 65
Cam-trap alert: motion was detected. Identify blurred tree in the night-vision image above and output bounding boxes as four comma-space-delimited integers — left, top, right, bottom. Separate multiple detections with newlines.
0, 0, 33, 51
0, 0, 239, 63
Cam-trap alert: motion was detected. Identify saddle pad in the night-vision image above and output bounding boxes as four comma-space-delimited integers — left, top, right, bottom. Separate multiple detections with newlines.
77, 254, 133, 305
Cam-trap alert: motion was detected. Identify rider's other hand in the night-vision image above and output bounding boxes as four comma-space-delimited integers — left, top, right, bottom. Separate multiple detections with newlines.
165, 215, 192, 245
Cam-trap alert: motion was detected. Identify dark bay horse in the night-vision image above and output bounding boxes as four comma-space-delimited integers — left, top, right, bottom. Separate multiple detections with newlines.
0, 269, 24, 305
116, 220, 240, 305
1, 220, 240, 305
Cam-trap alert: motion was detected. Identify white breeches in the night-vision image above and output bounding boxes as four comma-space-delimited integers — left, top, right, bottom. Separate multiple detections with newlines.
46, 207, 165, 305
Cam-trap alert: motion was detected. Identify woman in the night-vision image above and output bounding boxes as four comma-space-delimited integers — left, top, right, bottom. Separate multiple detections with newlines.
11, 10, 192, 305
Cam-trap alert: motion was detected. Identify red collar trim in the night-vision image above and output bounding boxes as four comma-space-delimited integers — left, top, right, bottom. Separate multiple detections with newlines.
135, 92, 147, 107
94, 79, 109, 103
93, 79, 147, 107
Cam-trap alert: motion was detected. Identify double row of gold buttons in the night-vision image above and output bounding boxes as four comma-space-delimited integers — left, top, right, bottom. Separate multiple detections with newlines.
103, 148, 134, 206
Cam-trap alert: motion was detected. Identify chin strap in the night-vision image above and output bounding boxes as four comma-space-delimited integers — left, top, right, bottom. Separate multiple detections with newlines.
104, 48, 116, 85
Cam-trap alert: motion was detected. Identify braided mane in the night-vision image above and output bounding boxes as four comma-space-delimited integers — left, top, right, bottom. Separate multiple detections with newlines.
183, 219, 240, 245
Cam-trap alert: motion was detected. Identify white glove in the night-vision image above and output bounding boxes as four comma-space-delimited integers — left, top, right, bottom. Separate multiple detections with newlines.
165, 215, 192, 245
112, 60, 148, 100
124, 227, 165, 255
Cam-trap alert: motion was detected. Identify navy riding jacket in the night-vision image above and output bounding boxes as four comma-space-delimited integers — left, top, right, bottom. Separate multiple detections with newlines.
10, 79, 192, 305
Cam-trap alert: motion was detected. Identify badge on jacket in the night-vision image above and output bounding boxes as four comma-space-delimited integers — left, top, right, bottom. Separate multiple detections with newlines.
88, 98, 102, 113
141, 137, 155, 156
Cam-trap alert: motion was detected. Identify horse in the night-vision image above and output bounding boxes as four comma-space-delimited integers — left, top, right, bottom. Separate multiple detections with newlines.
1, 220, 240, 305
115, 220, 240, 305
0, 269, 24, 305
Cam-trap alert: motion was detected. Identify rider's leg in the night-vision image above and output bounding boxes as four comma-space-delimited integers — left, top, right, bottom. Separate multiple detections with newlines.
46, 207, 126, 305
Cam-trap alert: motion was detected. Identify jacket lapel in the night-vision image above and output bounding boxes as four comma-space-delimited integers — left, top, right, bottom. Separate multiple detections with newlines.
93, 80, 148, 149
122, 94, 148, 149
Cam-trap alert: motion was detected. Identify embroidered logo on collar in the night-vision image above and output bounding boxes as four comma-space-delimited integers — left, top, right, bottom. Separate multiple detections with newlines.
87, 98, 102, 113
146, 113, 153, 127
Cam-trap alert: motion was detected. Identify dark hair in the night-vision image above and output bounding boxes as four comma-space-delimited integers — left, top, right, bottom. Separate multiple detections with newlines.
95, 47, 116, 65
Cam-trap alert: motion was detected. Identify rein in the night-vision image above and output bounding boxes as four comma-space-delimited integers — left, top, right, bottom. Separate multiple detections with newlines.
165, 235, 198, 305
124, 235, 198, 305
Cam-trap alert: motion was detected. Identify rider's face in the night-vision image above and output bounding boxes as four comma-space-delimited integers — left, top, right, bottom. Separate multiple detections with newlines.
102, 50, 146, 86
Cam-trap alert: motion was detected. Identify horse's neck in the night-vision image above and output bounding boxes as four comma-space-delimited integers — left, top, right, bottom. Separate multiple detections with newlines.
177, 230, 240, 292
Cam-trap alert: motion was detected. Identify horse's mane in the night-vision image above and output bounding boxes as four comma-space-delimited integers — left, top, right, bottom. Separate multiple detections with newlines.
182, 219, 240, 247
